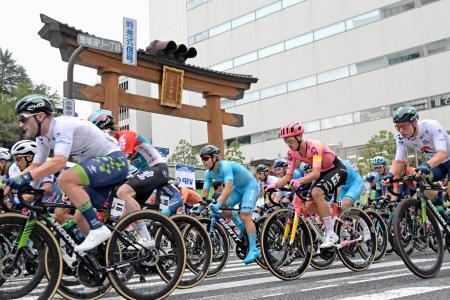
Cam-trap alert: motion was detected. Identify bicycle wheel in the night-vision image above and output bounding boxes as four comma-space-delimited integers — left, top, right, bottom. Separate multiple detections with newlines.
105, 210, 185, 300
196, 217, 230, 278
392, 198, 444, 279
167, 215, 212, 289
260, 209, 312, 281
0, 213, 62, 300
366, 211, 388, 263
309, 223, 337, 270
336, 208, 376, 271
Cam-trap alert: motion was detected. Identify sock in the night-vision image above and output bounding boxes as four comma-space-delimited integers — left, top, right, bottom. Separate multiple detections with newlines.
79, 202, 102, 230
135, 221, 152, 241
247, 233, 258, 252
231, 213, 245, 232
323, 216, 334, 235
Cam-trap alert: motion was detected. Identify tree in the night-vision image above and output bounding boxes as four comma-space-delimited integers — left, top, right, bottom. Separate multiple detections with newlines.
168, 139, 198, 166
358, 129, 396, 173
224, 141, 245, 164
0, 48, 30, 95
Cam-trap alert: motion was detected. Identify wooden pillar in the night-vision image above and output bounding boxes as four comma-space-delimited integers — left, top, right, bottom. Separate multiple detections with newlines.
100, 69, 120, 122
203, 93, 224, 155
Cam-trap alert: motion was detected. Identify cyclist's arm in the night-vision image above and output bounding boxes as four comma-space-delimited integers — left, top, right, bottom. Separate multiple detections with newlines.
428, 150, 447, 168
299, 166, 320, 185
29, 155, 68, 181
299, 143, 322, 184
428, 121, 449, 168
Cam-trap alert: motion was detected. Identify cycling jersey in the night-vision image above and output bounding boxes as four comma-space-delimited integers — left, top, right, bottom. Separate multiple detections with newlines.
33, 116, 120, 164
203, 160, 259, 213
286, 140, 336, 174
180, 187, 202, 206
395, 120, 450, 162
337, 160, 364, 203
117, 130, 166, 171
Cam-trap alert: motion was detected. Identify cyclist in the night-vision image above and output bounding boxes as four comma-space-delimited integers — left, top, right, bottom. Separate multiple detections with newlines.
0, 147, 12, 180
371, 156, 390, 199
364, 172, 377, 205
199, 145, 260, 264
3, 95, 128, 252
174, 182, 202, 214
266, 122, 348, 248
384, 106, 450, 212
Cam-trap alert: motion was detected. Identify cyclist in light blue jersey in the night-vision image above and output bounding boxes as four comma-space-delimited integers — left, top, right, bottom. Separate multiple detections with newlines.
200, 145, 260, 264
336, 160, 364, 210
371, 156, 390, 199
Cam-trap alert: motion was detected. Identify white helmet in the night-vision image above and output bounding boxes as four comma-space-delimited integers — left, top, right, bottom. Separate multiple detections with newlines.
0, 147, 11, 161
11, 140, 37, 155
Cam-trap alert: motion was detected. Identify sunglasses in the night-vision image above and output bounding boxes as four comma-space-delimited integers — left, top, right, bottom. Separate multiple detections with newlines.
373, 165, 385, 170
283, 137, 296, 144
200, 156, 211, 162
395, 123, 410, 131
13, 155, 27, 162
274, 167, 285, 172
18, 113, 39, 123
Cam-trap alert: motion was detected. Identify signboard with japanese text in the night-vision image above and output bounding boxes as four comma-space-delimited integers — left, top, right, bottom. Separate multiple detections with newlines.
63, 99, 75, 116
175, 164, 196, 189
160, 66, 184, 108
77, 33, 122, 53
123, 18, 137, 66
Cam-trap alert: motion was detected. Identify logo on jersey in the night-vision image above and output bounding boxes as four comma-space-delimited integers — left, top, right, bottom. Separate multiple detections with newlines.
137, 170, 154, 180
419, 145, 434, 153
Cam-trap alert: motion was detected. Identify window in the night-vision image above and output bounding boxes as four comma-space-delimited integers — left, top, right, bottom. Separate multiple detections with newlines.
188, 36, 196, 46
233, 51, 257, 67
260, 83, 287, 99
119, 81, 129, 90
238, 135, 251, 145
287, 75, 317, 92
349, 56, 385, 75
262, 129, 279, 141
391, 98, 429, 114
237, 91, 260, 105
353, 106, 389, 123
346, 10, 381, 30
282, 0, 305, 8
388, 46, 422, 65
256, 1, 282, 19
382, 1, 415, 18
221, 99, 235, 109
313, 22, 345, 41
317, 66, 349, 84
186, 0, 207, 10
209, 22, 231, 37
258, 42, 284, 59
195, 33, 203, 43
320, 113, 353, 130
211, 60, 233, 71
304, 120, 321, 133
285, 32, 313, 50
119, 106, 129, 121
226, 138, 237, 148
232, 12, 255, 28
425, 39, 448, 55
119, 124, 129, 131
251, 132, 263, 143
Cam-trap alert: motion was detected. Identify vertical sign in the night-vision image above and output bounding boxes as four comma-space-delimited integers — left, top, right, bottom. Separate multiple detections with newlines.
63, 99, 75, 116
175, 164, 196, 189
123, 18, 137, 66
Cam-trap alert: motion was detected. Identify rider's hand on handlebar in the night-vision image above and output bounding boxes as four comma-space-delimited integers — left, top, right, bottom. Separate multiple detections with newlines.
289, 179, 301, 190
211, 201, 222, 213
264, 183, 277, 191
416, 162, 431, 176
381, 173, 394, 186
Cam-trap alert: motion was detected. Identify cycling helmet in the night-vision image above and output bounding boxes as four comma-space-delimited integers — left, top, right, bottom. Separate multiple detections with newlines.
88, 109, 115, 130
11, 140, 37, 155
393, 106, 419, 123
0, 147, 11, 161
371, 156, 388, 166
299, 162, 312, 173
273, 159, 288, 168
279, 122, 304, 138
255, 164, 269, 173
15, 94, 53, 115
365, 173, 376, 182
199, 145, 220, 157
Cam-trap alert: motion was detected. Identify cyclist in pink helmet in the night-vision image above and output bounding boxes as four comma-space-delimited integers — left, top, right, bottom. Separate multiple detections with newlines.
267, 121, 348, 248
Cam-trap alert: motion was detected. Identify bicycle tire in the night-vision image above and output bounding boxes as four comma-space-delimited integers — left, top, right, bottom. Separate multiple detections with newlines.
336, 208, 376, 272
309, 224, 337, 270
260, 209, 312, 281
0, 213, 62, 300
392, 198, 444, 279
196, 217, 230, 278
105, 210, 185, 300
366, 211, 388, 263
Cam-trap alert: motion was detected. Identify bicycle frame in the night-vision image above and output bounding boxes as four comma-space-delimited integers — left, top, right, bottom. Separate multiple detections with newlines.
210, 209, 244, 247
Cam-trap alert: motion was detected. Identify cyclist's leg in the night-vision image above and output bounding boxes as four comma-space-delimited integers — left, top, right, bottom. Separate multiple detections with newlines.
238, 184, 259, 264
225, 189, 245, 233
58, 151, 128, 251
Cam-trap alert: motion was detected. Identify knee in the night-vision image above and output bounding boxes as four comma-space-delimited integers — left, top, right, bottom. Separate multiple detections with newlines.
311, 188, 324, 201
240, 212, 251, 221
117, 184, 135, 199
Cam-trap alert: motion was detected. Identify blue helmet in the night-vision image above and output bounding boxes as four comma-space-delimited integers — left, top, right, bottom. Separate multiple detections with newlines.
88, 109, 115, 130
273, 159, 288, 168
371, 156, 388, 166
366, 172, 376, 182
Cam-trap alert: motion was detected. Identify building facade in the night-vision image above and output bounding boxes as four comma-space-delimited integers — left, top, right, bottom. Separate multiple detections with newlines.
133, 0, 450, 166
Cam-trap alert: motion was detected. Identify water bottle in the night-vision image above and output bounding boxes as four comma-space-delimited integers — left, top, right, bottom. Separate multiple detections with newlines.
63, 220, 85, 244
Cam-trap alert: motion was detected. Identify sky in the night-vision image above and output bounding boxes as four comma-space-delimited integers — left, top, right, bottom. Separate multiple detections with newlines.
0, 0, 150, 118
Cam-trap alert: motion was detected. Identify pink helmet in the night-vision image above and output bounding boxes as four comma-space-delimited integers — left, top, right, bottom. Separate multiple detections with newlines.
279, 122, 304, 138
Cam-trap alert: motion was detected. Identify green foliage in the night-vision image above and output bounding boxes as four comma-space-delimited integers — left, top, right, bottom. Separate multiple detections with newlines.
358, 129, 396, 173
168, 139, 198, 166
0, 47, 60, 148
224, 141, 245, 164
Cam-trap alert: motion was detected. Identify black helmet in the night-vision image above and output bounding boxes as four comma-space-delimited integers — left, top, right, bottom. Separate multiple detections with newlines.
199, 145, 220, 157
15, 94, 53, 115
256, 164, 269, 173
393, 106, 418, 123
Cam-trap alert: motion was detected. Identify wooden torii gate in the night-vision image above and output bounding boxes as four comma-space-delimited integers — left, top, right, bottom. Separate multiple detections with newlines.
38, 14, 258, 154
